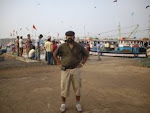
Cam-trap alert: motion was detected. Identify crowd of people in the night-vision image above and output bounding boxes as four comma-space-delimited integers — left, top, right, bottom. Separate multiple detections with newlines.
11, 34, 93, 65
12, 34, 60, 64
14, 33, 148, 63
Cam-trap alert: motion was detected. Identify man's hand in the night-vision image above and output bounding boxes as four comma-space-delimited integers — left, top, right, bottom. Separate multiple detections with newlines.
57, 63, 62, 68
77, 63, 84, 68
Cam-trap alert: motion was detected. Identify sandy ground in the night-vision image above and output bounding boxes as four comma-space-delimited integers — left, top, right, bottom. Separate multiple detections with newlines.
0, 55, 150, 113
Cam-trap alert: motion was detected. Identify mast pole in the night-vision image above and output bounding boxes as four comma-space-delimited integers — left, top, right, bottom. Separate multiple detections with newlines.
118, 22, 121, 40
149, 15, 150, 39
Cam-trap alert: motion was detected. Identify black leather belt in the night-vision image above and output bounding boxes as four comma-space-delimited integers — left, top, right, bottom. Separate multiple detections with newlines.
61, 65, 77, 71
66, 66, 76, 69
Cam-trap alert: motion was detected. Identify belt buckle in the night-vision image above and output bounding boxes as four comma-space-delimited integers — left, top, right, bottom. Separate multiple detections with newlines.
70, 66, 76, 69
61, 66, 66, 71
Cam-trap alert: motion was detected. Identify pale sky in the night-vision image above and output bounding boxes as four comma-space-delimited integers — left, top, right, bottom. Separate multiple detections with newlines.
0, 0, 150, 39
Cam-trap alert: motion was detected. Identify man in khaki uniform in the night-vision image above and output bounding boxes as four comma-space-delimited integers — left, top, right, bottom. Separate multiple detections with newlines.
53, 31, 89, 112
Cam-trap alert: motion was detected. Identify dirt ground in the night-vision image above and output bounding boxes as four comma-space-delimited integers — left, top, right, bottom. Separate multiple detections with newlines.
0, 55, 150, 113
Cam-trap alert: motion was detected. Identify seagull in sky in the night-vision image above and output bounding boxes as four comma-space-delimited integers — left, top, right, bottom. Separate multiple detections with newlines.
113, 0, 117, 3
146, 5, 150, 9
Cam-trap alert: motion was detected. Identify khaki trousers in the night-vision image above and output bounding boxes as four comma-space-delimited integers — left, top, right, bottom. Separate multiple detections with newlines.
61, 68, 81, 98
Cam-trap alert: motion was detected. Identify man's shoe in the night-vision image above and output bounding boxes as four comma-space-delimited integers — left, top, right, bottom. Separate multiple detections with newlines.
60, 104, 66, 113
76, 103, 83, 112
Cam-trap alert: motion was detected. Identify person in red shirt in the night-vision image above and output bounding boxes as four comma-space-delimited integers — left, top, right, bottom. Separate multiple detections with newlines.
86, 42, 90, 59
52, 40, 57, 65
26, 34, 32, 57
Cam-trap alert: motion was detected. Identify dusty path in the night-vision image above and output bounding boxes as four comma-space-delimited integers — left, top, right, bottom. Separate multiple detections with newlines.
0, 56, 150, 113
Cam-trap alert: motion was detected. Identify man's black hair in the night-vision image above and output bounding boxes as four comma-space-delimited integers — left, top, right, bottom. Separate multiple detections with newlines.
32, 46, 35, 49
39, 34, 43, 37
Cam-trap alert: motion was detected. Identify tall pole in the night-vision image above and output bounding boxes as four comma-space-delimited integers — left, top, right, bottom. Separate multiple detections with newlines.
149, 15, 150, 39
35, 30, 36, 38
84, 25, 86, 40
32, 29, 33, 39
118, 22, 121, 40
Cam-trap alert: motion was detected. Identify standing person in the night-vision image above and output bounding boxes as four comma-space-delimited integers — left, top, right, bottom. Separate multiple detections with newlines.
100, 42, 104, 55
19, 36, 23, 56
0, 42, 2, 49
114, 43, 118, 51
133, 44, 139, 57
110, 42, 115, 51
16, 36, 19, 56
52, 39, 57, 65
81, 41, 85, 48
97, 42, 101, 60
105, 42, 110, 51
86, 42, 90, 59
11, 44, 16, 55
44, 37, 53, 65
53, 31, 89, 112
146, 45, 150, 58
26, 34, 32, 57
35, 34, 43, 61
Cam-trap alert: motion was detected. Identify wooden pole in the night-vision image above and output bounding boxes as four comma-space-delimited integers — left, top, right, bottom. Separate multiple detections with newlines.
118, 22, 121, 39
149, 15, 150, 39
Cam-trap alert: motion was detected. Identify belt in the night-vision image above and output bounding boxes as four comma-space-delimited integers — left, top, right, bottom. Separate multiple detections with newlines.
61, 65, 77, 71
66, 66, 76, 69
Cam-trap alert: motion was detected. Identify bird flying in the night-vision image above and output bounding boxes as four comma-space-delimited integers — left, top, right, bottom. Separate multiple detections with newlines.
146, 5, 150, 9
113, 0, 117, 2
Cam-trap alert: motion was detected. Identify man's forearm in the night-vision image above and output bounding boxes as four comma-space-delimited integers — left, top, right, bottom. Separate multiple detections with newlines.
81, 56, 88, 65
53, 56, 61, 65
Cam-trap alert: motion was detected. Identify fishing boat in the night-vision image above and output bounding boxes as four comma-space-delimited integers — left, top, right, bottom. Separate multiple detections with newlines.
88, 37, 149, 58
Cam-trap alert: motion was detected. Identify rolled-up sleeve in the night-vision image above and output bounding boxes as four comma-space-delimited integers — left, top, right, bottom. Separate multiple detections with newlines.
81, 46, 89, 57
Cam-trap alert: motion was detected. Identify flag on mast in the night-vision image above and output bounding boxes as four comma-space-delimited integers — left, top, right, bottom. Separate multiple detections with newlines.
33, 25, 37, 30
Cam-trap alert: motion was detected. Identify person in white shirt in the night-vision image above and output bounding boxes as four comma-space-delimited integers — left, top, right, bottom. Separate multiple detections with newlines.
29, 46, 35, 59
19, 36, 23, 56
35, 34, 43, 61
97, 42, 101, 60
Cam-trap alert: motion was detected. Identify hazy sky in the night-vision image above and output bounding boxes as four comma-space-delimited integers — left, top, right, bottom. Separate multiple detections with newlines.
0, 0, 150, 39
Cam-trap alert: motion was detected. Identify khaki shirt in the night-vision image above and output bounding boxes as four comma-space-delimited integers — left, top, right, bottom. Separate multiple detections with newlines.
44, 41, 53, 52
54, 42, 89, 67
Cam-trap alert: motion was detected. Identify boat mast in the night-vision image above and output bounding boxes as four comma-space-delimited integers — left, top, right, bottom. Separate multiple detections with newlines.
149, 15, 150, 39
127, 24, 139, 39
118, 22, 121, 40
